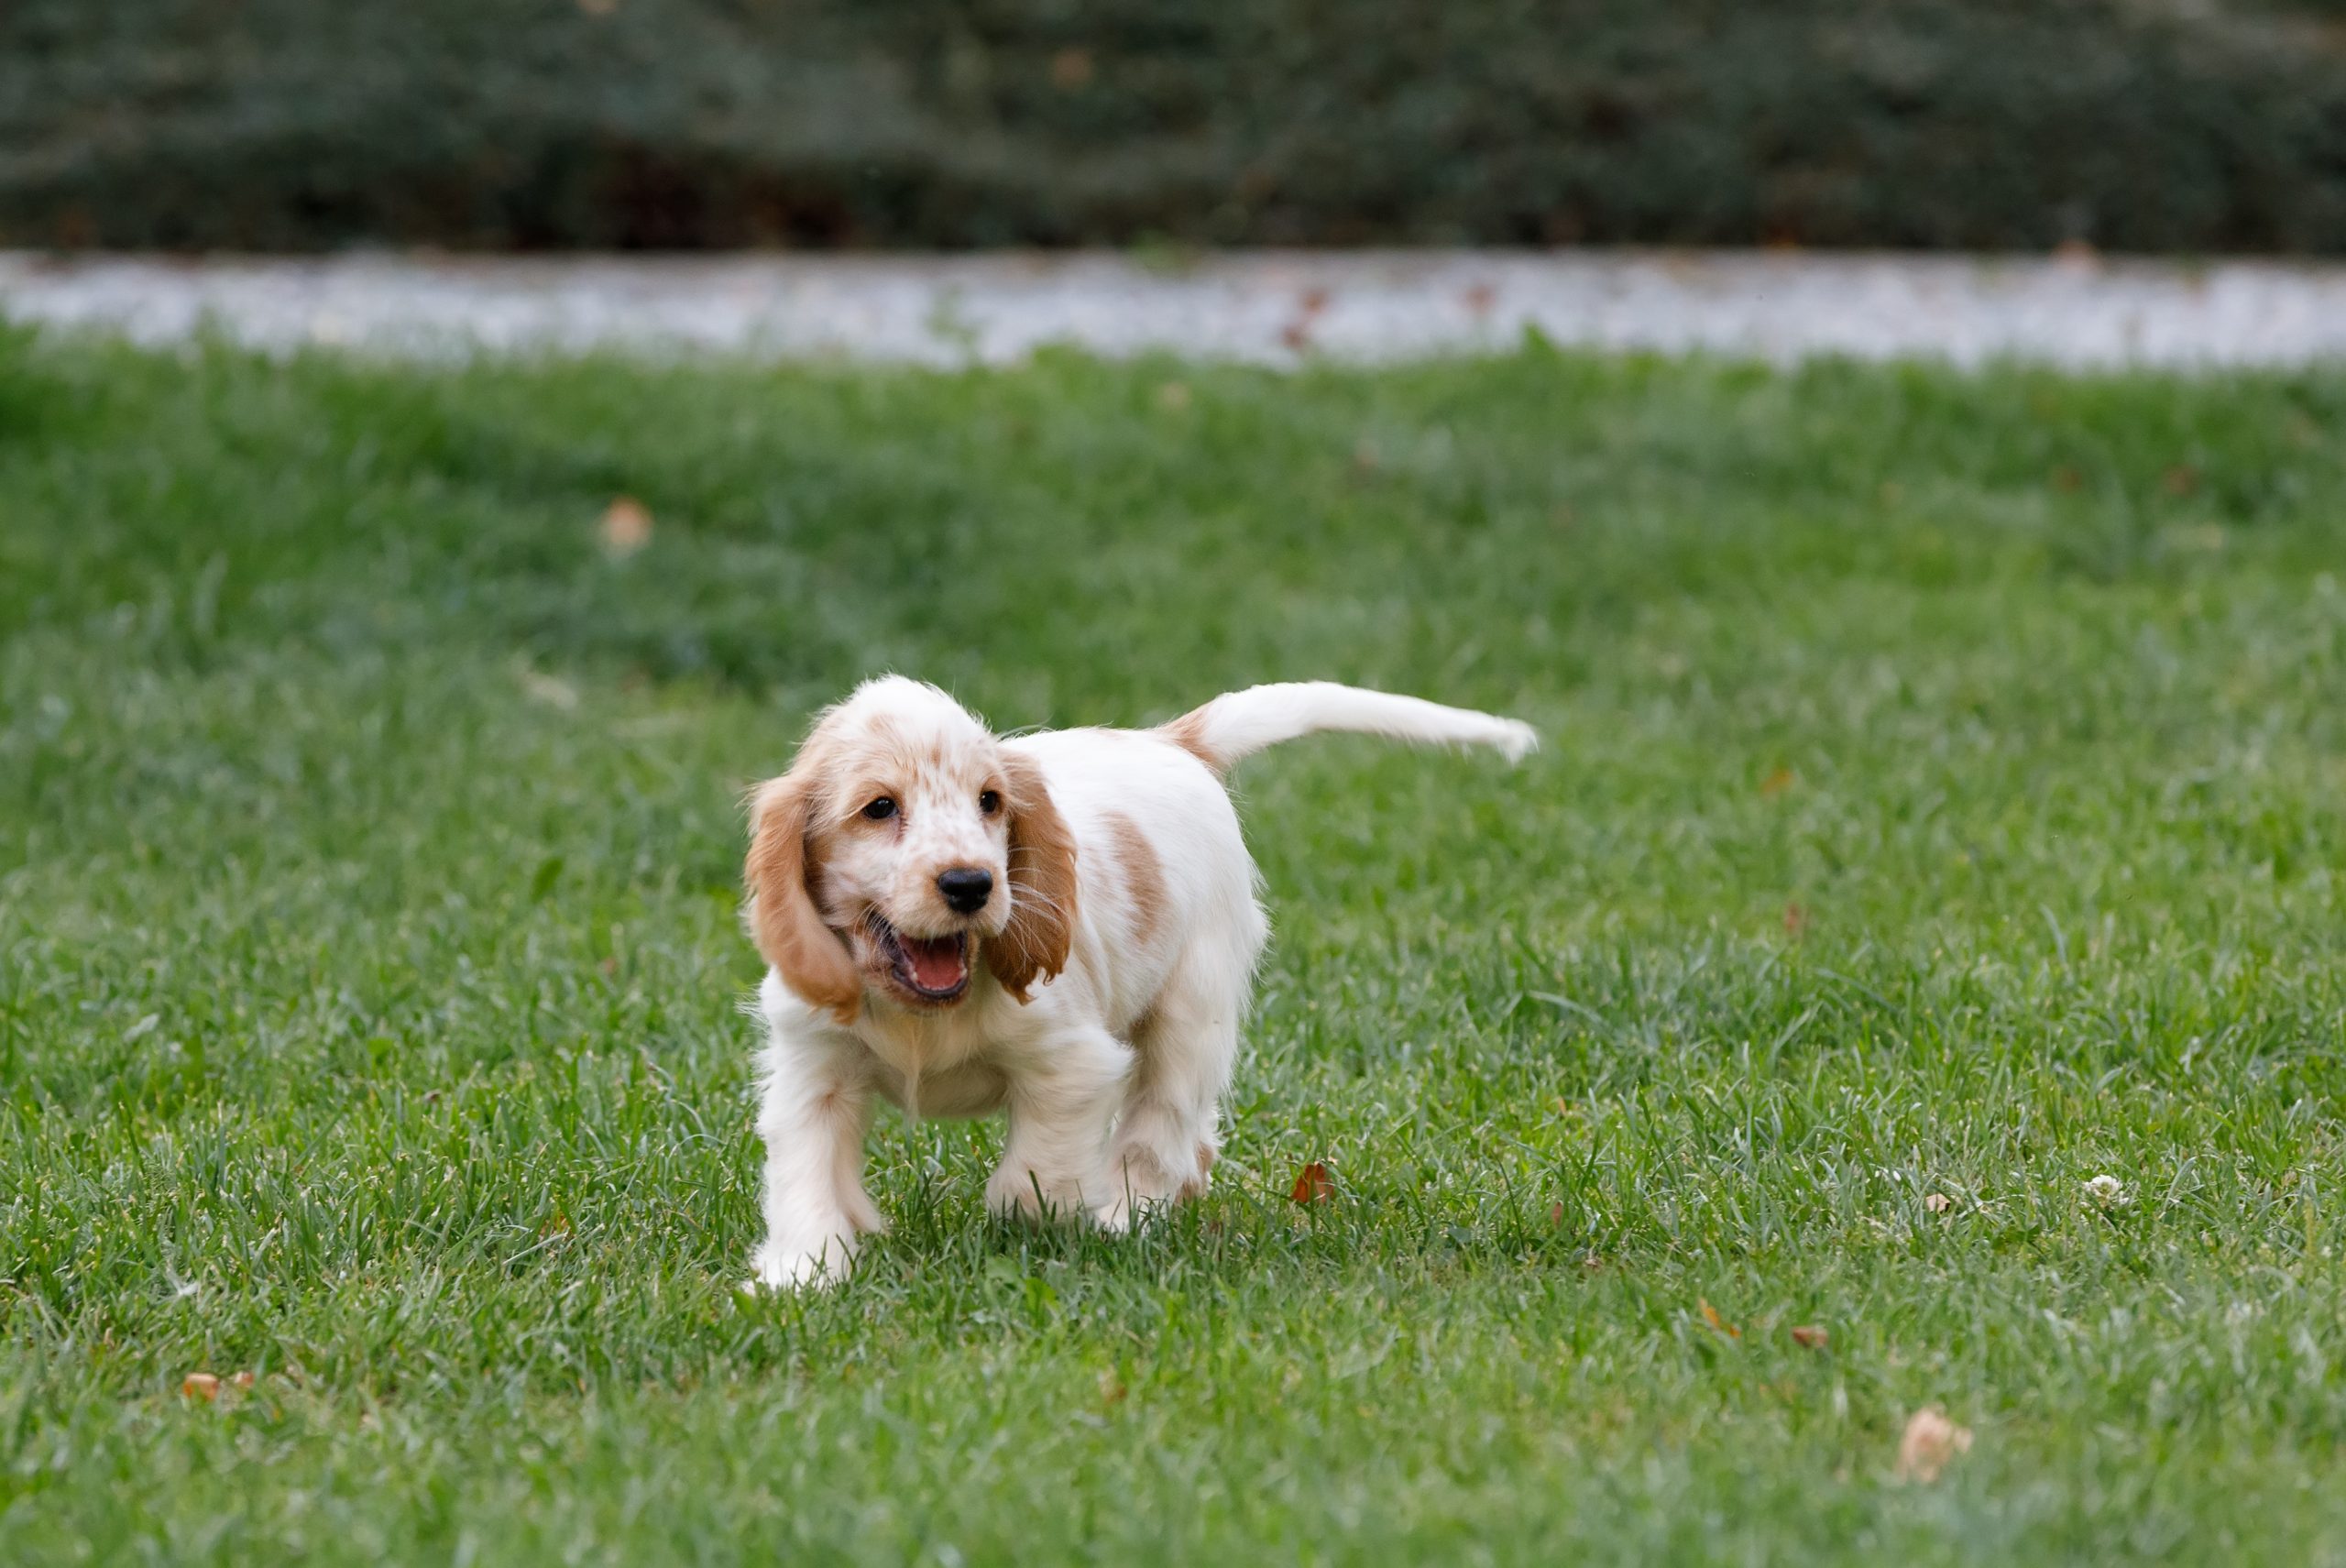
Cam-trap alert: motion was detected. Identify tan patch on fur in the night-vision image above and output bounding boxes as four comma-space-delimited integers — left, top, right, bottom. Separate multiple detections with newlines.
1157, 706, 1228, 775
1102, 810, 1168, 948
743, 738, 863, 1025
984, 751, 1079, 1003
1179, 1141, 1217, 1199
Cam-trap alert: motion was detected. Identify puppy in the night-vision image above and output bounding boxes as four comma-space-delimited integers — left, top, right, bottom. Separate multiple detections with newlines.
743, 677, 1534, 1288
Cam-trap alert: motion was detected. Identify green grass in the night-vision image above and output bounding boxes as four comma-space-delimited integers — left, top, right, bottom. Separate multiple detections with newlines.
4, 329, 2346, 1564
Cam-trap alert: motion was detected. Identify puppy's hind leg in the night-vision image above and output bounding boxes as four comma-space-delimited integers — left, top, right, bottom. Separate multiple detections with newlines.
1101, 944, 1249, 1229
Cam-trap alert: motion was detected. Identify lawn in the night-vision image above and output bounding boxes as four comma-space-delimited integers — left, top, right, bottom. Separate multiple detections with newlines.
3, 330, 2345, 1564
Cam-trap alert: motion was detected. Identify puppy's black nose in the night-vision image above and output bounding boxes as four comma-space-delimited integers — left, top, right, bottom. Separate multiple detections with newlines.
937, 866, 993, 914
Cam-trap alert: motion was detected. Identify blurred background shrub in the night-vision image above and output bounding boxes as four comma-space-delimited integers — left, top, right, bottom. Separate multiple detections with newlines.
5, 0, 2343, 253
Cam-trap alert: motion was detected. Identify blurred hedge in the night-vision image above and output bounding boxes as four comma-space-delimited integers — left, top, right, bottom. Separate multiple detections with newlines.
5, 0, 2344, 251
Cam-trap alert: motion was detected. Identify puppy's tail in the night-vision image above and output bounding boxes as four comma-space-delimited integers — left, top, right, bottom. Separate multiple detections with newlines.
1157, 682, 1536, 777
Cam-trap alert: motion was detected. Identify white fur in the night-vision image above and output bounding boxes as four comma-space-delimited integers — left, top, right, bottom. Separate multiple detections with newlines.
746, 676, 1534, 1289
1170, 680, 1537, 768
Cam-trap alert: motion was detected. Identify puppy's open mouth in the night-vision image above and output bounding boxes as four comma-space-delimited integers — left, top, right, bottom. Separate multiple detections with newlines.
866, 913, 972, 1003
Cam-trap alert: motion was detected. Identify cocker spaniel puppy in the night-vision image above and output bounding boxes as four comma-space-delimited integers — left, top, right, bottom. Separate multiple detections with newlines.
743, 677, 1534, 1288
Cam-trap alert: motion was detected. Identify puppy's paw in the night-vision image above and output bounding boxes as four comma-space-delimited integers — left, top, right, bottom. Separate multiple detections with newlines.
742, 1237, 853, 1293
984, 1164, 1090, 1224
1094, 1141, 1212, 1230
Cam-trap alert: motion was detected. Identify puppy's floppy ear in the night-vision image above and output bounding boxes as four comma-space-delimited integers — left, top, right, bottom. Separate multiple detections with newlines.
744, 756, 861, 1025
986, 750, 1078, 1003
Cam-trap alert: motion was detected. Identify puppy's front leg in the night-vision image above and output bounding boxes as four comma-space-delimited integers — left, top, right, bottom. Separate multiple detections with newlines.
987, 1025, 1131, 1224
748, 1023, 880, 1290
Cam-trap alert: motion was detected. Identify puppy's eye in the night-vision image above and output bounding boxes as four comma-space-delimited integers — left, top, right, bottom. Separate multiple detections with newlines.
978, 789, 1002, 817
861, 796, 898, 821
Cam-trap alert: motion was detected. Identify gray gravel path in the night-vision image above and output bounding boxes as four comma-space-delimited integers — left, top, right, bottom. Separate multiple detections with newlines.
4, 250, 2341, 370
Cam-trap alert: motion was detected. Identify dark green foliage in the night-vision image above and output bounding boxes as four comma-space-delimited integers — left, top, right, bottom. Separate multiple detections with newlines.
5, 1, 2345, 252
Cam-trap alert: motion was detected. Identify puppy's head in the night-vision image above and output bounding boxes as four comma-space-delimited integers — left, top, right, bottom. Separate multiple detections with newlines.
744, 677, 1076, 1022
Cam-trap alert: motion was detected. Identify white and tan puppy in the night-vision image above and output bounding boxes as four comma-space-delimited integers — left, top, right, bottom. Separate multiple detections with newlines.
743, 677, 1534, 1288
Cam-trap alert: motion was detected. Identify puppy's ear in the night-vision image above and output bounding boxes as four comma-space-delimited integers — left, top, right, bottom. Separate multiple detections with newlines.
986, 751, 1078, 1003
744, 759, 861, 1025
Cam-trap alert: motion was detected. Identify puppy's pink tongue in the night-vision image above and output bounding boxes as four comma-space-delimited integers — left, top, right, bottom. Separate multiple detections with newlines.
902, 935, 966, 991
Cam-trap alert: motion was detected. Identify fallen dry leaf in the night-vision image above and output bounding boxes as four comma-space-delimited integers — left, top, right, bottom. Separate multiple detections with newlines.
1549, 1201, 1566, 1227
1290, 1161, 1334, 1205
599, 496, 652, 557
1698, 1299, 1741, 1339
180, 1372, 221, 1402
1924, 1192, 1954, 1213
231, 1371, 256, 1391
1782, 903, 1809, 937
1790, 1324, 1829, 1350
1760, 766, 1795, 798
1099, 1370, 1127, 1406
1896, 1407, 1973, 1482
